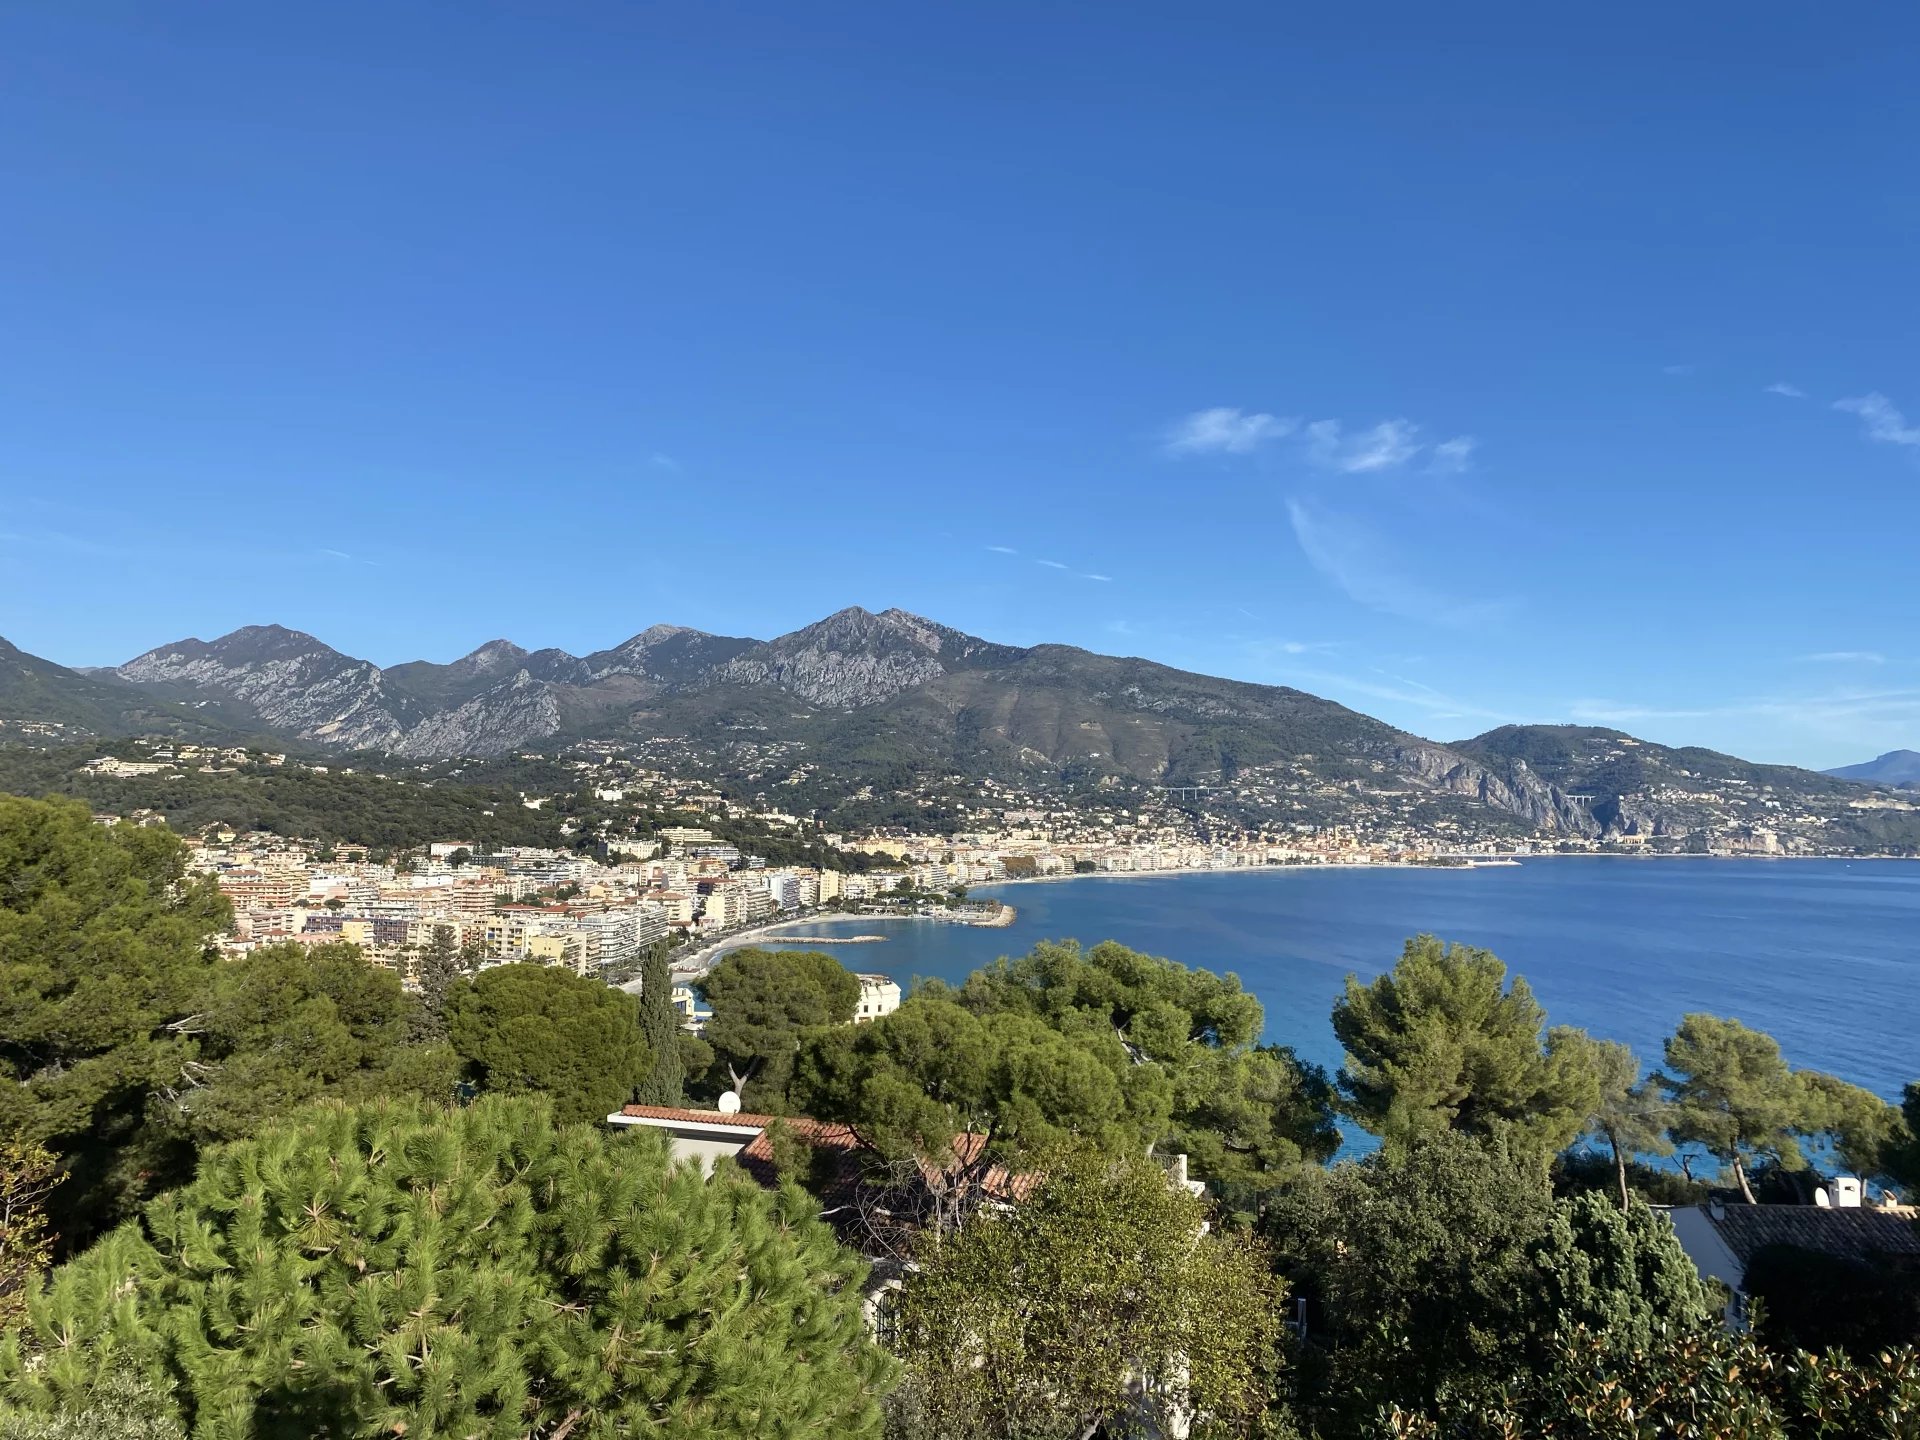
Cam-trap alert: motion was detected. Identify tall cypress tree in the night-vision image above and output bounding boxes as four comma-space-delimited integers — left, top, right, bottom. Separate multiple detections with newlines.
634, 940, 684, 1106
409, 924, 463, 1043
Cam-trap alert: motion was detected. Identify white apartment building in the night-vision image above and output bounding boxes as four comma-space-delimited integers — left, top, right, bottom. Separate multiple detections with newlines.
855, 974, 902, 1023
763, 871, 802, 911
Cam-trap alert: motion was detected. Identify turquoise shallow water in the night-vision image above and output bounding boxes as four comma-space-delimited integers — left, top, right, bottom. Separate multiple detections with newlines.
758, 859, 1920, 1103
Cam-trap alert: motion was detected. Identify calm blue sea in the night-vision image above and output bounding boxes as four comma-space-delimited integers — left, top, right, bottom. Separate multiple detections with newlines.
757, 859, 1920, 1106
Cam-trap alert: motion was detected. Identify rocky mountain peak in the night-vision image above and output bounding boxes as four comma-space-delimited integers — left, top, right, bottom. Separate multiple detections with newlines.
455, 639, 530, 673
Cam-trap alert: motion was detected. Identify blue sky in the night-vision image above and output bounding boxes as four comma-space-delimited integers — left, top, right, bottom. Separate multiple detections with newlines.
3, 3, 1917, 769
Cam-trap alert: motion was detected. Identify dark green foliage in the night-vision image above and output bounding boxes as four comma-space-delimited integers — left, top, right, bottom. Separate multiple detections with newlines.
0, 744, 565, 851
1798, 1069, 1912, 1185
1331, 936, 1599, 1161
1743, 1244, 1920, 1356
0, 1139, 58, 1333
1264, 1133, 1557, 1426
795, 996, 1169, 1236
677, 1026, 715, 1069
633, 940, 684, 1106
1552, 1149, 1708, 1207
1262, 1133, 1715, 1434
0, 1096, 893, 1440
0, 797, 229, 1245
0, 640, 226, 744
166, 940, 457, 1149
446, 964, 651, 1126
1896, 1083, 1920, 1193
1526, 1192, 1719, 1358
890, 1148, 1283, 1440
697, 948, 860, 1105
1383, 1323, 1920, 1439
952, 939, 1337, 1187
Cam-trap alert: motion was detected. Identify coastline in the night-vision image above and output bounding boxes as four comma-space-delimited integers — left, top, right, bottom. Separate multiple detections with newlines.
975, 851, 1909, 893
654, 904, 1019, 981
632, 852, 1908, 989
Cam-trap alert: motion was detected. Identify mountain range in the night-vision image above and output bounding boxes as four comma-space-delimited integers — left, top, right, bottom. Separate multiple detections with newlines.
1, 608, 1907, 844
1825, 750, 1920, 787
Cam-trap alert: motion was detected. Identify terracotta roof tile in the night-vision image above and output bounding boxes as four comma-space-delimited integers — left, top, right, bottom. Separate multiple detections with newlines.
613, 1105, 1038, 1214
617, 1104, 774, 1127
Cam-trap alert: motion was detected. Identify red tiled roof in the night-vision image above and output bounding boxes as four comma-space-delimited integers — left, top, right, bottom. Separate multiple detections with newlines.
615, 1105, 1034, 1200
617, 1103, 774, 1128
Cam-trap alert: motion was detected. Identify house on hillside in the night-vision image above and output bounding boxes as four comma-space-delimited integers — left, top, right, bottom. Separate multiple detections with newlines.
855, 973, 901, 1022
1665, 1190, 1920, 1329
607, 1103, 856, 1180
607, 1103, 1036, 1258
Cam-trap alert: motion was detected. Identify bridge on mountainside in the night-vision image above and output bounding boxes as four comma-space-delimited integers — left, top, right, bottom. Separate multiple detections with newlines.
1158, 784, 1215, 801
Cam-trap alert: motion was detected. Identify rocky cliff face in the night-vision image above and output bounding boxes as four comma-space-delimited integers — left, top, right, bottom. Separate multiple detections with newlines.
117, 626, 571, 757
119, 626, 411, 750
386, 668, 565, 758
711, 607, 952, 708
1381, 740, 1600, 837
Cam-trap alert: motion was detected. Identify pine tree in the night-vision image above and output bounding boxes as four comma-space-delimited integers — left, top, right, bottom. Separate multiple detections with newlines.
1569, 1036, 1675, 1210
446, 963, 653, 1126
634, 940, 684, 1106
1, 1096, 894, 1439
0, 797, 230, 1247
1659, 1013, 1809, 1204
1330, 934, 1600, 1161
700, 948, 859, 1104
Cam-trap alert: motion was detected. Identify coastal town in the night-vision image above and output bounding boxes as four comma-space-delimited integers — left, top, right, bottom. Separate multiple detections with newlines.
21, 728, 1905, 1007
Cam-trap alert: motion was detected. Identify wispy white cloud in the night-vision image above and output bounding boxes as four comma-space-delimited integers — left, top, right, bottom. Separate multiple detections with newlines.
1286, 499, 1510, 627
1570, 688, 1920, 735
1662, 363, 1697, 377
318, 547, 354, 561
1265, 639, 1337, 656
1160, 404, 1479, 478
1797, 650, 1885, 665
985, 544, 1019, 555
1834, 392, 1920, 448
1253, 653, 1515, 727
1163, 407, 1298, 456
1765, 382, 1806, 399
1034, 558, 1111, 582
0, 528, 122, 558
650, 453, 681, 470
1305, 418, 1422, 473
1429, 436, 1477, 475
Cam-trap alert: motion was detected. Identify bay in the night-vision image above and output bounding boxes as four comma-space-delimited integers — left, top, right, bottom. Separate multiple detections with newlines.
754, 858, 1920, 1105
